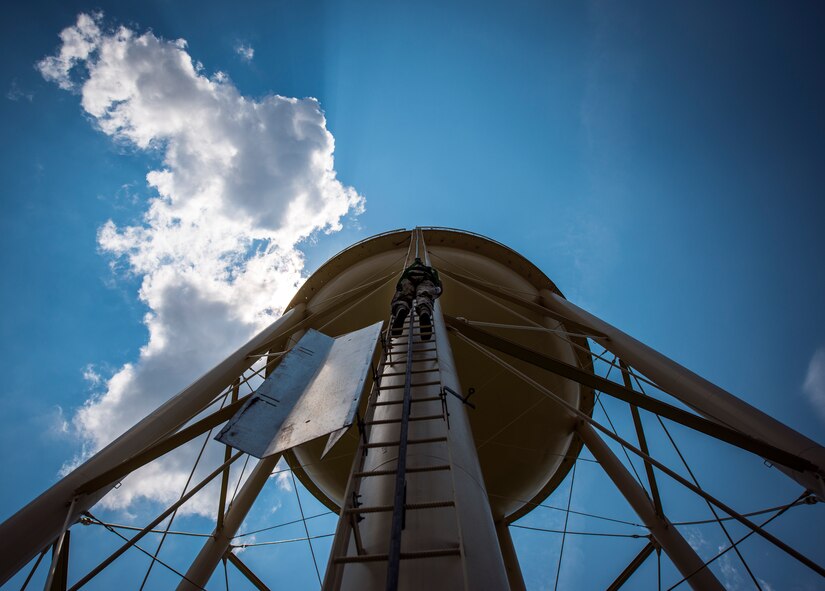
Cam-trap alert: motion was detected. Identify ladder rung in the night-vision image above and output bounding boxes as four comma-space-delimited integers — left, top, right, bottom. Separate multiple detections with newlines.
353, 464, 451, 478
380, 369, 437, 378
373, 396, 441, 406
334, 547, 460, 564
377, 380, 441, 390
390, 329, 432, 336
385, 357, 439, 366
388, 336, 433, 343
394, 320, 432, 328
364, 436, 447, 448
345, 500, 455, 514
388, 346, 438, 354
364, 414, 444, 426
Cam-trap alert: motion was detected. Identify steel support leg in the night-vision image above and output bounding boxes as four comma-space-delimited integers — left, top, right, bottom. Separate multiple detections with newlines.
68, 453, 242, 591
578, 422, 723, 591
0, 305, 307, 586
179, 331, 302, 590
541, 289, 825, 497
216, 381, 241, 534
443, 316, 809, 472
177, 454, 282, 590
44, 497, 76, 591
451, 325, 825, 577
496, 522, 527, 591
46, 530, 71, 591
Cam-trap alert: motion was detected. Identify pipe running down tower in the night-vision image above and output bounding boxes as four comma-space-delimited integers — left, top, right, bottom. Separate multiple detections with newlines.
1, 227, 823, 590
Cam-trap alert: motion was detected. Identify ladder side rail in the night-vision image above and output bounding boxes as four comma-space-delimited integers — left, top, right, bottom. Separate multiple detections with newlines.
385, 306, 417, 590
323, 325, 394, 590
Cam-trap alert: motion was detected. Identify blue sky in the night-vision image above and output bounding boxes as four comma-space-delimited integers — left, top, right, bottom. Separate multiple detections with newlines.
1, 1, 824, 589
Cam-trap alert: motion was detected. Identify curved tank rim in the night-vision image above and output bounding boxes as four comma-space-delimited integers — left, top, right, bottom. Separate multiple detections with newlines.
284, 227, 594, 524
286, 226, 565, 312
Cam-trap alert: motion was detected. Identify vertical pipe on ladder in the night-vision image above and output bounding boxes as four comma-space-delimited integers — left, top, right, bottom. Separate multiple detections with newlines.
420, 230, 511, 591
540, 288, 825, 497
577, 421, 724, 591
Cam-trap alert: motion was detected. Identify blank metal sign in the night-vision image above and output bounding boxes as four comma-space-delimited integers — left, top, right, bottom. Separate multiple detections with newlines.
216, 322, 382, 458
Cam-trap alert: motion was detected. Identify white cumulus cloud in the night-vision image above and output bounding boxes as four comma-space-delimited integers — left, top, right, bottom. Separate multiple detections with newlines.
803, 346, 825, 423
38, 13, 364, 515
717, 548, 746, 590
235, 43, 254, 61
6, 78, 34, 102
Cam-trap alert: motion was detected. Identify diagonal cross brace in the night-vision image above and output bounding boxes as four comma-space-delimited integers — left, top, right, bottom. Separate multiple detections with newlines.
443, 315, 817, 474
606, 541, 656, 591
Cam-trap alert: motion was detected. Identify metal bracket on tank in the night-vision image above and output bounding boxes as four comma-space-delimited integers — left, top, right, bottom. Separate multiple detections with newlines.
351, 492, 364, 523
439, 389, 451, 429
356, 411, 368, 455
442, 386, 477, 410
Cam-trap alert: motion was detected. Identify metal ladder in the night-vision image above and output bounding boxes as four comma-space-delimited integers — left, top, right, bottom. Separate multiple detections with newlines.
325, 304, 464, 591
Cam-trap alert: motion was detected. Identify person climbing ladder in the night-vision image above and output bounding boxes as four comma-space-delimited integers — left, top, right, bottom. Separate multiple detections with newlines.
390, 258, 442, 340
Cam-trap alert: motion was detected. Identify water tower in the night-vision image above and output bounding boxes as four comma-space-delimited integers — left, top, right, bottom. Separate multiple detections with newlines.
1, 228, 822, 590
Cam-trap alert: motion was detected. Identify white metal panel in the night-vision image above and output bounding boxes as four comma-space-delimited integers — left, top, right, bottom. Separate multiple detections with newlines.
269, 321, 382, 457
216, 322, 382, 458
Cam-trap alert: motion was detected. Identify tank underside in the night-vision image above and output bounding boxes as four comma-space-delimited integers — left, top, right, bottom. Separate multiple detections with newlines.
281, 228, 594, 523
